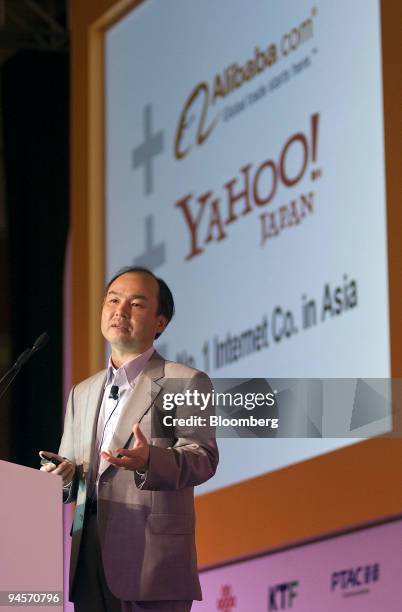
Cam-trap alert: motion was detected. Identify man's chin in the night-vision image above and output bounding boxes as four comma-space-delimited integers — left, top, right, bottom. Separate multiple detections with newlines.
107, 327, 132, 342
111, 335, 133, 346
104, 330, 132, 347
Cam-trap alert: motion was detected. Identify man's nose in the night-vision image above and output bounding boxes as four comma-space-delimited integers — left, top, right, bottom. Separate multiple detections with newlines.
114, 302, 130, 318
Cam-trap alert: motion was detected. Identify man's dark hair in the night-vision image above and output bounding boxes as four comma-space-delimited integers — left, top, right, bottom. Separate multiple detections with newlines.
105, 266, 175, 339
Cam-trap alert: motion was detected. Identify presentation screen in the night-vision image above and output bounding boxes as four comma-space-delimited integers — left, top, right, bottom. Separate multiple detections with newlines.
105, 0, 389, 492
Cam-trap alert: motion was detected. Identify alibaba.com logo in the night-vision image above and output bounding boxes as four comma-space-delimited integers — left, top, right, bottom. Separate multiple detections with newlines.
174, 12, 316, 160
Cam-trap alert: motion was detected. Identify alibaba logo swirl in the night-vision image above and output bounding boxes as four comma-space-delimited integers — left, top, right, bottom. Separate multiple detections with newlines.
174, 82, 220, 160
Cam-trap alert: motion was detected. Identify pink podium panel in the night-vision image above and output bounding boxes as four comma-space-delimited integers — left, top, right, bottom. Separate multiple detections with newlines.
194, 517, 402, 611
0, 461, 63, 611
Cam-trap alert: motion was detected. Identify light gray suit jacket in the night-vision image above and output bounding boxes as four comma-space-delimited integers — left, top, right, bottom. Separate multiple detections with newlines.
59, 351, 218, 602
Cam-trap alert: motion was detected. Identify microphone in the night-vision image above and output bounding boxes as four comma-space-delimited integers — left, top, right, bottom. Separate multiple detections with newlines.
109, 385, 119, 400
12, 332, 50, 370
0, 331, 50, 399
31, 332, 50, 353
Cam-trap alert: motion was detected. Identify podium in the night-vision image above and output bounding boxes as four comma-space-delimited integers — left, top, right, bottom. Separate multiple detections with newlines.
0, 461, 63, 611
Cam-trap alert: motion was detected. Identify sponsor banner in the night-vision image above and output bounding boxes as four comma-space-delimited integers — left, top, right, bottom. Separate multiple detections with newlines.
193, 518, 402, 611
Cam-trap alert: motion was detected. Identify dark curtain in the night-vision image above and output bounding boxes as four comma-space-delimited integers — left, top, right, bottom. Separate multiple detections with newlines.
2, 50, 69, 467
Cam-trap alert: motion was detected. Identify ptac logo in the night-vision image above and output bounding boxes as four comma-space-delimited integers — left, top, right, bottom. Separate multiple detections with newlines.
217, 584, 237, 611
331, 562, 380, 594
268, 580, 299, 610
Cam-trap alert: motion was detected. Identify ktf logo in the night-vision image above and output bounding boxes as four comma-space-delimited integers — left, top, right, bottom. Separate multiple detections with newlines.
216, 584, 237, 611
268, 580, 299, 610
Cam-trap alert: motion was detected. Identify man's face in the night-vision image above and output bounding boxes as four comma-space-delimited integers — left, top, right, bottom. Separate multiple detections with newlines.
101, 272, 167, 355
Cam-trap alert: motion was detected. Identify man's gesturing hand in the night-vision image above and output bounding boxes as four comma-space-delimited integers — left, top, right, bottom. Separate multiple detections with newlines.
102, 423, 150, 471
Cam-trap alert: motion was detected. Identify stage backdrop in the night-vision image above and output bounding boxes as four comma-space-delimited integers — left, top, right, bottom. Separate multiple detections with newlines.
69, 0, 402, 582
104, 0, 389, 492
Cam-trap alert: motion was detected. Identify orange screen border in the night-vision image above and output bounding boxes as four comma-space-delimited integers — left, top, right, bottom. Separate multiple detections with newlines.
69, 0, 402, 566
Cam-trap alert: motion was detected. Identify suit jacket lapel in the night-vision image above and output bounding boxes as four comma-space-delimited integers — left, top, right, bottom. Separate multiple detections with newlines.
98, 351, 165, 475
82, 370, 107, 474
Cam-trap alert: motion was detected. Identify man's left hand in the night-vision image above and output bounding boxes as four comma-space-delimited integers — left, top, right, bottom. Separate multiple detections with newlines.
102, 423, 150, 471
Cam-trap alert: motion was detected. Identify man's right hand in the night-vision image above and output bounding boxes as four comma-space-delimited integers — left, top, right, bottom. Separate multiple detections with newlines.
39, 451, 75, 487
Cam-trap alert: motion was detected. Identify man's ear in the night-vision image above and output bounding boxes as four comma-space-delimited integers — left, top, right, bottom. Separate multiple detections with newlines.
156, 315, 168, 334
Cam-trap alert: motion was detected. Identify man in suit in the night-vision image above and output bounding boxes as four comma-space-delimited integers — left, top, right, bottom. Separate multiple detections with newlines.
40, 267, 219, 612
